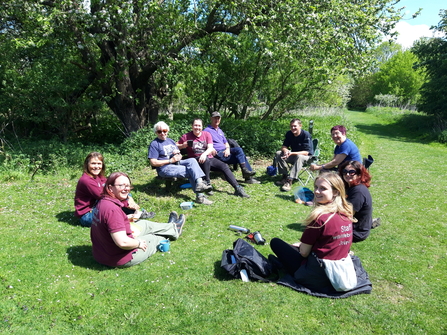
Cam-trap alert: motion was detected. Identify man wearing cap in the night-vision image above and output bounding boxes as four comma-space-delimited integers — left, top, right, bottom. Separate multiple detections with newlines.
203, 112, 260, 184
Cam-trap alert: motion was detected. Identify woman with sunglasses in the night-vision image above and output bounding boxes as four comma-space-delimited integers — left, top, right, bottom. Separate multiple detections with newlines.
338, 160, 373, 242
148, 121, 213, 204
177, 118, 249, 198
75, 152, 154, 227
90, 172, 185, 267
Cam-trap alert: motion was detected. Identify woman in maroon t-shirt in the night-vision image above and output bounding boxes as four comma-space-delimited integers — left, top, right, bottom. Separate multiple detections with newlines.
270, 172, 356, 292
74, 152, 107, 227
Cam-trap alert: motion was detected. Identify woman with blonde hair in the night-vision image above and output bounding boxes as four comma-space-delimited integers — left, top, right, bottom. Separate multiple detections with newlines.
270, 172, 357, 292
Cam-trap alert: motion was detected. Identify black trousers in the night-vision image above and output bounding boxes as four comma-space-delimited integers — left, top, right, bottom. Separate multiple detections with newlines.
199, 157, 238, 190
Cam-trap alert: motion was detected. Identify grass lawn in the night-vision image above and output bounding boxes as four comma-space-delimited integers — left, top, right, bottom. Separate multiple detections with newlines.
0, 110, 446, 334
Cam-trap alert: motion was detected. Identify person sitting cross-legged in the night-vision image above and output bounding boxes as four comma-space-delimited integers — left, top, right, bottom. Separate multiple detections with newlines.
274, 118, 313, 192
203, 111, 260, 184
148, 121, 213, 205
178, 118, 249, 198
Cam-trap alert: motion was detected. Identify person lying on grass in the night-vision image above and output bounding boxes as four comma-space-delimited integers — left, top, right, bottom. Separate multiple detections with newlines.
74, 152, 154, 227
270, 172, 359, 293
90, 172, 185, 268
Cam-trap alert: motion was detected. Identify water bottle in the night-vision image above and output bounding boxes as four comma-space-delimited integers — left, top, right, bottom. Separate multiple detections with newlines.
228, 225, 250, 234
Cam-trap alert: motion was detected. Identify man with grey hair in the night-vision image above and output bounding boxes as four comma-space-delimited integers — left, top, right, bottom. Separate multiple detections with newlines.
148, 121, 213, 205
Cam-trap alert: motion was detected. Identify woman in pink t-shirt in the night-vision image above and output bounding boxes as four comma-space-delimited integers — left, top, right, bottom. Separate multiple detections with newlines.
270, 172, 356, 292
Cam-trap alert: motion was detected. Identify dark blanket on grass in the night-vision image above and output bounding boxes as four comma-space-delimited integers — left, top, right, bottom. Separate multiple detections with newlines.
277, 255, 372, 299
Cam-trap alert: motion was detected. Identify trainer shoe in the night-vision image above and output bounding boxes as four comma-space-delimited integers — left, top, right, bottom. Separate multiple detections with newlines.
176, 214, 186, 236
195, 182, 212, 193
372, 217, 381, 229
235, 185, 250, 198
244, 177, 261, 184
281, 180, 292, 192
168, 211, 179, 223
196, 196, 213, 205
139, 209, 156, 219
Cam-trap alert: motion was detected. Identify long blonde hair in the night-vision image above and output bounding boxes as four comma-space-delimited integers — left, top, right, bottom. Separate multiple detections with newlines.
303, 172, 355, 226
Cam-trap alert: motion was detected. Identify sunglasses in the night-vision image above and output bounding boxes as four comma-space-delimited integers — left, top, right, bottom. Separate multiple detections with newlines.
342, 169, 357, 176
157, 129, 168, 134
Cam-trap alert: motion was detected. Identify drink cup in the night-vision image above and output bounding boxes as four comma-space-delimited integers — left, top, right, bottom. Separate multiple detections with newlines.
157, 239, 170, 252
187, 140, 193, 147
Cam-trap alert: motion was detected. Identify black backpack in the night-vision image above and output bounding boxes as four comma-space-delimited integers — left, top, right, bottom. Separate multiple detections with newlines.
221, 238, 275, 282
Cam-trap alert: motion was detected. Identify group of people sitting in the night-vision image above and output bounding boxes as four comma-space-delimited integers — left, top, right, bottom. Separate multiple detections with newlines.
148, 112, 259, 205
73, 114, 378, 295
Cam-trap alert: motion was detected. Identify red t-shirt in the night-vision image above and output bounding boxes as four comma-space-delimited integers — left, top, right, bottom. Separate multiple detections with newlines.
179, 131, 213, 159
300, 212, 352, 260
74, 173, 107, 217
90, 196, 135, 267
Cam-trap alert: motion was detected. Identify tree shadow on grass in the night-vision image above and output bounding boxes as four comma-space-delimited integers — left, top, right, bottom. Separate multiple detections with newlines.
67, 245, 111, 271
56, 210, 79, 226
351, 113, 435, 144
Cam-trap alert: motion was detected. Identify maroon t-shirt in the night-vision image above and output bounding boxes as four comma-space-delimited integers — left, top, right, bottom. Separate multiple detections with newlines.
74, 173, 107, 217
179, 131, 213, 159
300, 212, 352, 260
90, 196, 135, 267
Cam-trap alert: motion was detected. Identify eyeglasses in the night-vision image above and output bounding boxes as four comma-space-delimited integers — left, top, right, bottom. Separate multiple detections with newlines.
342, 169, 357, 176
113, 184, 133, 190
157, 129, 168, 134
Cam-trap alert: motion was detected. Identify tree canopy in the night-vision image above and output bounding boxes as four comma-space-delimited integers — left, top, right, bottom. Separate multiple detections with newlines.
1, 0, 403, 138
412, 10, 447, 125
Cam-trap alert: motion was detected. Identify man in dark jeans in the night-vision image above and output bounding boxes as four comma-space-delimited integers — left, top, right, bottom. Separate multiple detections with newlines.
203, 112, 260, 184
274, 118, 313, 191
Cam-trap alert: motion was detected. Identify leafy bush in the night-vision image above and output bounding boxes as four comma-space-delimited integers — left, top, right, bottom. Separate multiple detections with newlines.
0, 108, 354, 178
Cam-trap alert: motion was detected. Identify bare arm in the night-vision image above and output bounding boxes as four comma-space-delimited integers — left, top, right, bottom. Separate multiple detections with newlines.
310, 153, 347, 171
198, 143, 214, 163
280, 146, 309, 158
150, 153, 181, 168
298, 242, 312, 258
111, 230, 147, 251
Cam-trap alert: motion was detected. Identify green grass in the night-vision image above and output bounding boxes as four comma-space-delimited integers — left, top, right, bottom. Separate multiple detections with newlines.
1, 110, 446, 334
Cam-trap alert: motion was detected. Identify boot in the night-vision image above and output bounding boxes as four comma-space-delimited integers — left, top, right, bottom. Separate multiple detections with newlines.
241, 166, 256, 178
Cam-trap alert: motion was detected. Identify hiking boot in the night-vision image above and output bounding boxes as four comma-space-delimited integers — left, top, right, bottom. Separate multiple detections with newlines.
241, 167, 256, 178
195, 182, 212, 193
205, 181, 214, 195
139, 209, 156, 219
245, 177, 261, 184
196, 195, 213, 205
235, 185, 250, 198
275, 178, 287, 186
176, 214, 186, 236
281, 180, 292, 192
372, 217, 381, 229
168, 211, 179, 223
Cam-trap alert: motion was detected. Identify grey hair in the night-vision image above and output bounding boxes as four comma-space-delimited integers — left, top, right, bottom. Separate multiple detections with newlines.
153, 121, 169, 134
